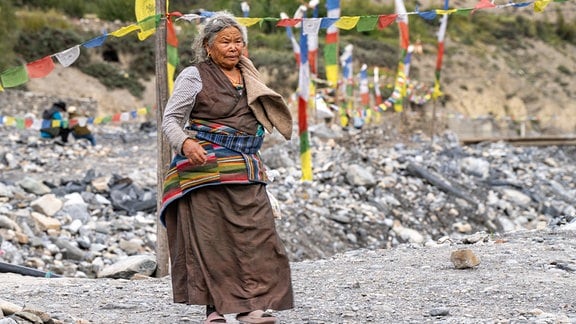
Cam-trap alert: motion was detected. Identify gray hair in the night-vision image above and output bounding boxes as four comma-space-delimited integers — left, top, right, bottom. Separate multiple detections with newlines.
192, 11, 248, 63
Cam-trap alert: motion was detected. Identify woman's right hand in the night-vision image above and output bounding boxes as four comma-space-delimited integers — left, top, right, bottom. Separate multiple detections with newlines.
182, 138, 207, 166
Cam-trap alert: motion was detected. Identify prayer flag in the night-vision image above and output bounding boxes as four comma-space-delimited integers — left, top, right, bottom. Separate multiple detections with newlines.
167, 17, 179, 93
324, 0, 340, 87
302, 18, 321, 36
433, 6, 449, 99
305, 1, 320, 76
236, 18, 262, 27
356, 16, 379, 32
241, 1, 250, 17
534, 0, 552, 12
359, 64, 369, 106
109, 24, 140, 37
395, 0, 410, 50
1, 65, 29, 88
135, 0, 156, 40
378, 14, 398, 29
281, 12, 301, 65
374, 67, 382, 106
26, 56, 55, 78
298, 27, 312, 181
54, 45, 81, 67
472, 0, 497, 14
83, 34, 108, 48
277, 18, 302, 27
334, 16, 360, 30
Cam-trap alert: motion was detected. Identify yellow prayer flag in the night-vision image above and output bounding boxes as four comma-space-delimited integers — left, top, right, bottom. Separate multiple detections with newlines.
534, 0, 552, 12
0, 83, 3, 92
137, 108, 148, 116
325, 65, 339, 88
432, 80, 444, 100
300, 150, 313, 181
167, 63, 176, 94
135, 0, 156, 40
109, 24, 141, 38
339, 108, 349, 128
308, 82, 316, 110
5, 116, 15, 126
236, 17, 262, 27
373, 110, 382, 124
435, 9, 457, 15
334, 16, 361, 30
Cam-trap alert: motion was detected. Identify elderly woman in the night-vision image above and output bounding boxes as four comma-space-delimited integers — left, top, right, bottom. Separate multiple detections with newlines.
159, 11, 294, 324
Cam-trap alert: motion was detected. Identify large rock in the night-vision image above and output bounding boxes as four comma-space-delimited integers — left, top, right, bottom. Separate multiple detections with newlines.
97, 255, 157, 279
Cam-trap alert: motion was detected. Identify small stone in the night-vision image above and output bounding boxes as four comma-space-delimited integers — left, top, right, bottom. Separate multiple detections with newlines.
429, 307, 450, 317
450, 249, 480, 269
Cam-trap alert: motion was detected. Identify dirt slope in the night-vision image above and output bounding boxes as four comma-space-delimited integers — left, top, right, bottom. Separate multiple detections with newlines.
23, 2, 576, 134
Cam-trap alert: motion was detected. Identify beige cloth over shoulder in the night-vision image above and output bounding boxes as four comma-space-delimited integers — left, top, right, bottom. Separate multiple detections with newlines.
239, 56, 293, 140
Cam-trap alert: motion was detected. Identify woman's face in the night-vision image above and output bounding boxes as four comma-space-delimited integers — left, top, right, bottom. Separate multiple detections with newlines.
207, 26, 245, 70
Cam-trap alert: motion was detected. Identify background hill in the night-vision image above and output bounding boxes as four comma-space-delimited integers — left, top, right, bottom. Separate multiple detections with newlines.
0, 0, 575, 136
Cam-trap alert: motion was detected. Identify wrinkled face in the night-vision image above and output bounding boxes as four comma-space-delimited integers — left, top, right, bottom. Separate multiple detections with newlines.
207, 26, 245, 70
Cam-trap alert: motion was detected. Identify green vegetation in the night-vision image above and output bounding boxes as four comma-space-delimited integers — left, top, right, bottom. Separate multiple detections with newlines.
557, 64, 572, 76
0, 0, 20, 71
1, 0, 574, 95
80, 62, 145, 98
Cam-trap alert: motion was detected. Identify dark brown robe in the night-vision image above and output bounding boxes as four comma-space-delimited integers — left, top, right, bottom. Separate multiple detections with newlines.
164, 60, 294, 314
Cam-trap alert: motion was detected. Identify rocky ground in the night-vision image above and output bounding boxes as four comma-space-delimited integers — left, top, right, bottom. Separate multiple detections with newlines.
1, 113, 575, 323
1, 229, 575, 323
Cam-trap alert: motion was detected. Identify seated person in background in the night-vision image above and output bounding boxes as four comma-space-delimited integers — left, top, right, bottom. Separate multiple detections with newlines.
67, 106, 96, 146
40, 100, 69, 144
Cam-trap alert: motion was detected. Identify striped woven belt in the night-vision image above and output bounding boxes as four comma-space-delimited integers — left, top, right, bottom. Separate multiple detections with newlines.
186, 119, 263, 154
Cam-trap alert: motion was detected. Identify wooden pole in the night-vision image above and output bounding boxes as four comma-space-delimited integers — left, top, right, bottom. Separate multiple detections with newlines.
431, 99, 437, 146
154, 0, 171, 278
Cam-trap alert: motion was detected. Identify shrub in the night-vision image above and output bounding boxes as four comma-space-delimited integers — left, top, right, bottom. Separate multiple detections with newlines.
0, 0, 20, 71
80, 62, 145, 98
14, 0, 86, 18
96, 0, 138, 22
249, 48, 298, 94
557, 65, 571, 76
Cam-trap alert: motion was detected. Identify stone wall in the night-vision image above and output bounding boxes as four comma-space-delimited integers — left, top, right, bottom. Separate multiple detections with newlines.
0, 90, 98, 119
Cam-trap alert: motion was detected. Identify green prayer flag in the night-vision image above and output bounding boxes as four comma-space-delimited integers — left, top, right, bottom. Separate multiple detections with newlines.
324, 43, 338, 65
0, 65, 29, 88
167, 45, 179, 66
356, 16, 379, 32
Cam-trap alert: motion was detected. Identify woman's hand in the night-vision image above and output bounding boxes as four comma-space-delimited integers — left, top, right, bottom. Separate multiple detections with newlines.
182, 138, 207, 166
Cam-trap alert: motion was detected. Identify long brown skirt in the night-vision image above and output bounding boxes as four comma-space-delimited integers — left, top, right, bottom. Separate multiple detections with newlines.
164, 183, 294, 314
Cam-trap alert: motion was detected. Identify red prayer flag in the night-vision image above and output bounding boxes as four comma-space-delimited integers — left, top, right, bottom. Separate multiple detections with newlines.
24, 118, 33, 128
167, 18, 178, 47
436, 42, 445, 71
276, 18, 302, 27
26, 56, 55, 78
399, 22, 409, 50
325, 32, 339, 44
472, 0, 496, 13
378, 14, 398, 29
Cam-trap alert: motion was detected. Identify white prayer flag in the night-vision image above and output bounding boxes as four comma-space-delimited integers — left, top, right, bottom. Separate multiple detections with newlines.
54, 45, 80, 67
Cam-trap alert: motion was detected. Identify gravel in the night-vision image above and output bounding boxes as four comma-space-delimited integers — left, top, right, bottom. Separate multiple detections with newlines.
1, 229, 575, 323
1, 118, 575, 323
